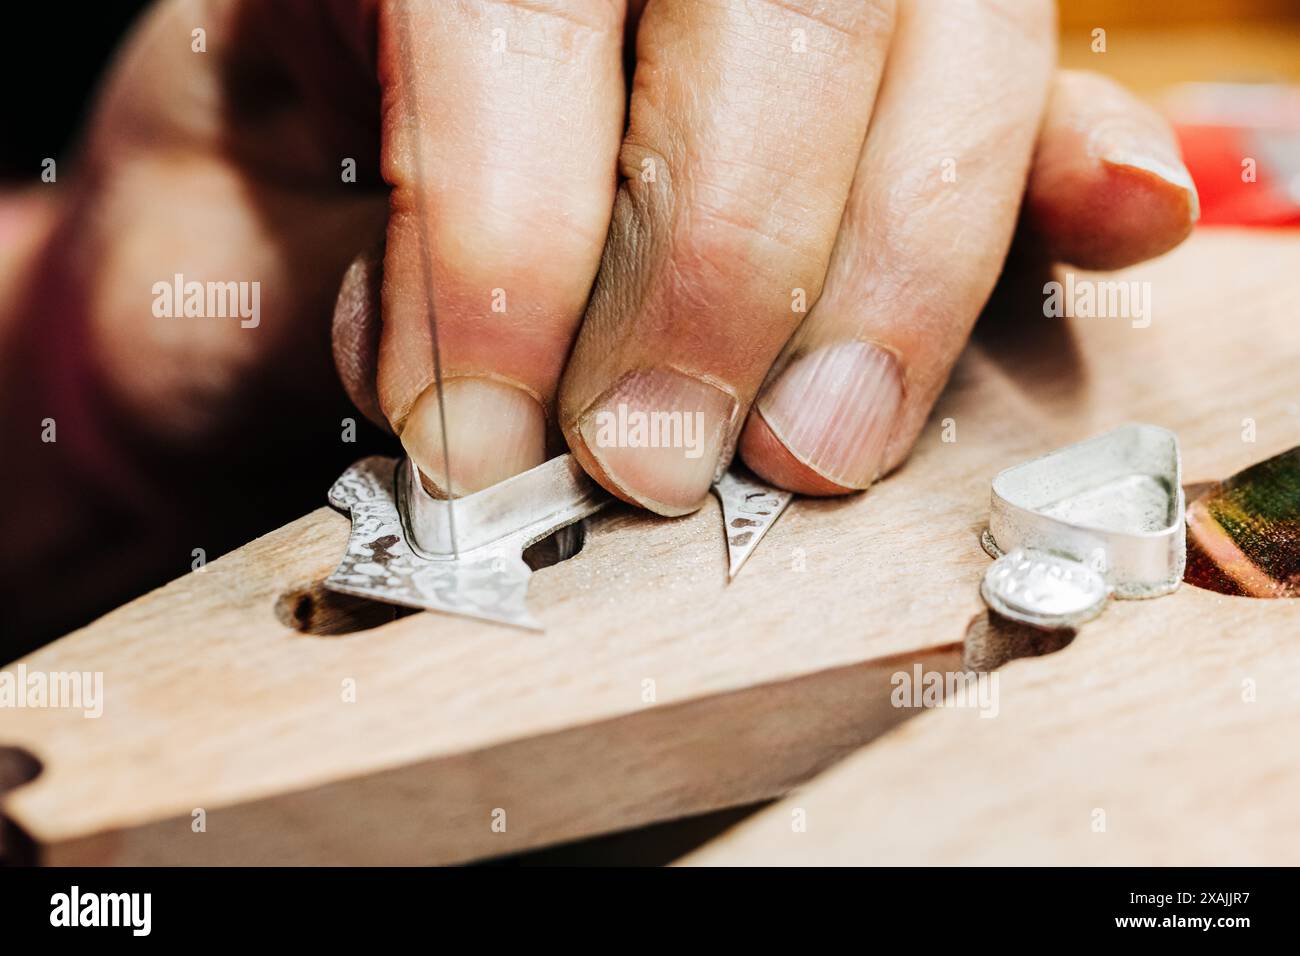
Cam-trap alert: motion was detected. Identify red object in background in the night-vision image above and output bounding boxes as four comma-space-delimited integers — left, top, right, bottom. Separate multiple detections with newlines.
1165, 84, 1300, 227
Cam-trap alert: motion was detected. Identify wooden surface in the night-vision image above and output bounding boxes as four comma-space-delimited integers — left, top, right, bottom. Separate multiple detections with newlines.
682, 581, 1300, 866
1060, 1, 1299, 30
2, 228, 1298, 864
682, 229, 1300, 866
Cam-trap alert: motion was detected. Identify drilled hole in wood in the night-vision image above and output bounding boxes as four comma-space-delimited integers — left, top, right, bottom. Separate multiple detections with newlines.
0, 746, 42, 866
962, 611, 1076, 671
523, 520, 587, 572
274, 582, 413, 636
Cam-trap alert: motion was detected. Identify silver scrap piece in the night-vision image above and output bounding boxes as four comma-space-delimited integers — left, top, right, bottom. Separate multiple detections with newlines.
713, 467, 793, 580
980, 424, 1186, 629
325, 455, 609, 630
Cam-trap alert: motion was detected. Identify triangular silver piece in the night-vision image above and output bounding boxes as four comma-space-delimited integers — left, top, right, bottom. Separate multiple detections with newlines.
713, 466, 793, 581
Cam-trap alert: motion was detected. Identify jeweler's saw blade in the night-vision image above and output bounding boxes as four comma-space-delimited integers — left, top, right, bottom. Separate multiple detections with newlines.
324, 457, 540, 630
713, 467, 793, 580
393, 3, 457, 557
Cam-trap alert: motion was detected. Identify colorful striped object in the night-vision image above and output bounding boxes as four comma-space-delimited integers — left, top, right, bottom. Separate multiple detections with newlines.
1185, 447, 1300, 598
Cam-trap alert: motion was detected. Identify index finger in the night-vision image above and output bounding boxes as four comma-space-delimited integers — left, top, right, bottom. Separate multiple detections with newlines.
376, 0, 626, 495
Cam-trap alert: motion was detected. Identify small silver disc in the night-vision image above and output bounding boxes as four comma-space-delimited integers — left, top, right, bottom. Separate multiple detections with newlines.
981, 547, 1109, 630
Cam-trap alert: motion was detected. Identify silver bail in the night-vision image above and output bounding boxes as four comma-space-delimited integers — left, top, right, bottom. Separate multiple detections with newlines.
981, 424, 1186, 629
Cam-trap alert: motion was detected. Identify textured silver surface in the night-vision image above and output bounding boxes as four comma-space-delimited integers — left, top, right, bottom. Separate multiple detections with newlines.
324, 456, 607, 630
713, 467, 794, 580
981, 547, 1109, 630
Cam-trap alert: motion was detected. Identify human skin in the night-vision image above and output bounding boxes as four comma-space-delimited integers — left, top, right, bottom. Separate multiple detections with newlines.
0, 0, 1197, 647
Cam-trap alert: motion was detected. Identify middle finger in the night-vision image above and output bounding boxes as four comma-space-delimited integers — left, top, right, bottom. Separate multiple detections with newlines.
558, 0, 897, 515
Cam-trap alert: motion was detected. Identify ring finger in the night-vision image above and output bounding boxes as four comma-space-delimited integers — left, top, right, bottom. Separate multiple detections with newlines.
740, 0, 1058, 492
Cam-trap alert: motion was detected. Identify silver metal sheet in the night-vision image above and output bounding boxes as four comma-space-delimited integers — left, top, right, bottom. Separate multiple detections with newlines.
987, 424, 1185, 599
325, 452, 789, 627
324, 456, 609, 630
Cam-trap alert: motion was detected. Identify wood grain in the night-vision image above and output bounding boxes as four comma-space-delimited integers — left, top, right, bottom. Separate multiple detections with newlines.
681, 588, 1300, 866
2, 229, 1298, 864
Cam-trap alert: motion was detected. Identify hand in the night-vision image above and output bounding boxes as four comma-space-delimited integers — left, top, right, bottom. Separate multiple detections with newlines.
335, 0, 1198, 512
1, 0, 1197, 644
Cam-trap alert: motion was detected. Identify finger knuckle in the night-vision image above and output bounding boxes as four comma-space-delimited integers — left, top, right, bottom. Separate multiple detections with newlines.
746, 0, 896, 48
667, 200, 828, 316
471, 0, 623, 34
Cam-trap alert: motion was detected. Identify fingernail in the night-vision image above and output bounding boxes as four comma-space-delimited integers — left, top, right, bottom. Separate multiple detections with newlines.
401, 378, 546, 496
577, 369, 737, 516
756, 342, 902, 490
1098, 137, 1201, 223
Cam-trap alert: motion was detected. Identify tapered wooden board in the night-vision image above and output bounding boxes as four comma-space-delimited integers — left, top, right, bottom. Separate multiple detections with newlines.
2, 230, 1297, 864
681, 580, 1300, 866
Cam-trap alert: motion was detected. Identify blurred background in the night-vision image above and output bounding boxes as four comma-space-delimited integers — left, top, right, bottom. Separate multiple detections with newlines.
1058, 1, 1300, 226
3, 1, 1299, 162
1059, 0, 1300, 96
